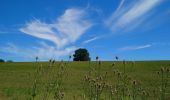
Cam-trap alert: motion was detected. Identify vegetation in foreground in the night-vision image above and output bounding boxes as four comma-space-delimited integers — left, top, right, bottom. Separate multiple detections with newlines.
0, 59, 170, 100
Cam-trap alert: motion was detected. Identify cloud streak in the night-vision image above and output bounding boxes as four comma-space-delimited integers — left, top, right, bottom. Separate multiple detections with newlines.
0, 42, 77, 60
83, 36, 100, 44
118, 44, 152, 51
106, 0, 162, 33
20, 8, 92, 49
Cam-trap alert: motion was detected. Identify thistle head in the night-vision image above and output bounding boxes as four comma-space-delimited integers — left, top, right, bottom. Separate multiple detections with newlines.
111, 90, 114, 95
96, 56, 99, 61
133, 80, 137, 85
112, 63, 115, 67
115, 56, 119, 60
166, 68, 169, 72
69, 55, 72, 59
52, 60, 55, 64
157, 71, 160, 75
117, 72, 121, 76
49, 59, 52, 63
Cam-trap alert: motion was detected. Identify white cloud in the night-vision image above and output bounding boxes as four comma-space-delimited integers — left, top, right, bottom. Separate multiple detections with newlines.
118, 44, 152, 51
0, 43, 77, 60
83, 36, 100, 44
17, 8, 92, 60
20, 8, 92, 49
106, 0, 161, 33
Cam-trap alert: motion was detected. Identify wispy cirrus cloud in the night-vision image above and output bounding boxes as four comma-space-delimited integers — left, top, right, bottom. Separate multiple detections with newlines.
20, 8, 93, 49
83, 36, 100, 44
14, 8, 92, 60
0, 42, 77, 59
118, 44, 152, 51
106, 0, 162, 33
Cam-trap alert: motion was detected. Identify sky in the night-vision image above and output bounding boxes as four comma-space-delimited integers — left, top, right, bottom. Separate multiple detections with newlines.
0, 0, 170, 61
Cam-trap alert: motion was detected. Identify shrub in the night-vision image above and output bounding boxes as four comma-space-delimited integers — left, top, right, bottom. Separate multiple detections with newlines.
0, 59, 5, 62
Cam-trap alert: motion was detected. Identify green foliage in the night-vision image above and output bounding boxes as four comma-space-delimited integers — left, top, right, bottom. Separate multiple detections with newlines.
73, 48, 90, 61
0, 59, 5, 62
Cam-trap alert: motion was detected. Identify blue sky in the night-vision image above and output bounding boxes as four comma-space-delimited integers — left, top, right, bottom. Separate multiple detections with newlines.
0, 0, 170, 61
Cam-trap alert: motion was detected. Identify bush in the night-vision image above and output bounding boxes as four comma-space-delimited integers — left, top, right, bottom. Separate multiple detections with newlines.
0, 59, 5, 62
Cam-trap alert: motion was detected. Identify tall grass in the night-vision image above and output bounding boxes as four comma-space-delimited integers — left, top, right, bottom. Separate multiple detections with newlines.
2, 56, 169, 100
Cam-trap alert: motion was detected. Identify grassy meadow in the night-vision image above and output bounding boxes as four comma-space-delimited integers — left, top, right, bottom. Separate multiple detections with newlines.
0, 61, 170, 100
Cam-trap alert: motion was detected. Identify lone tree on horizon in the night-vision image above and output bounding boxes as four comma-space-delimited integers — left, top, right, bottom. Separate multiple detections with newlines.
73, 48, 90, 61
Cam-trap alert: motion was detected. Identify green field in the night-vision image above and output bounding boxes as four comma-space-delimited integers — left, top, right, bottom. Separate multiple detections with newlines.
0, 61, 170, 100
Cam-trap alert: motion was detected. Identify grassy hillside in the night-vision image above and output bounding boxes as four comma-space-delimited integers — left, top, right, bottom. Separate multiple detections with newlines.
0, 61, 170, 100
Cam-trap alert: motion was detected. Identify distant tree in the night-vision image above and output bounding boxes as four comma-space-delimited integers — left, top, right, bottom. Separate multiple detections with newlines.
6, 60, 13, 63
0, 59, 5, 62
73, 48, 90, 61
